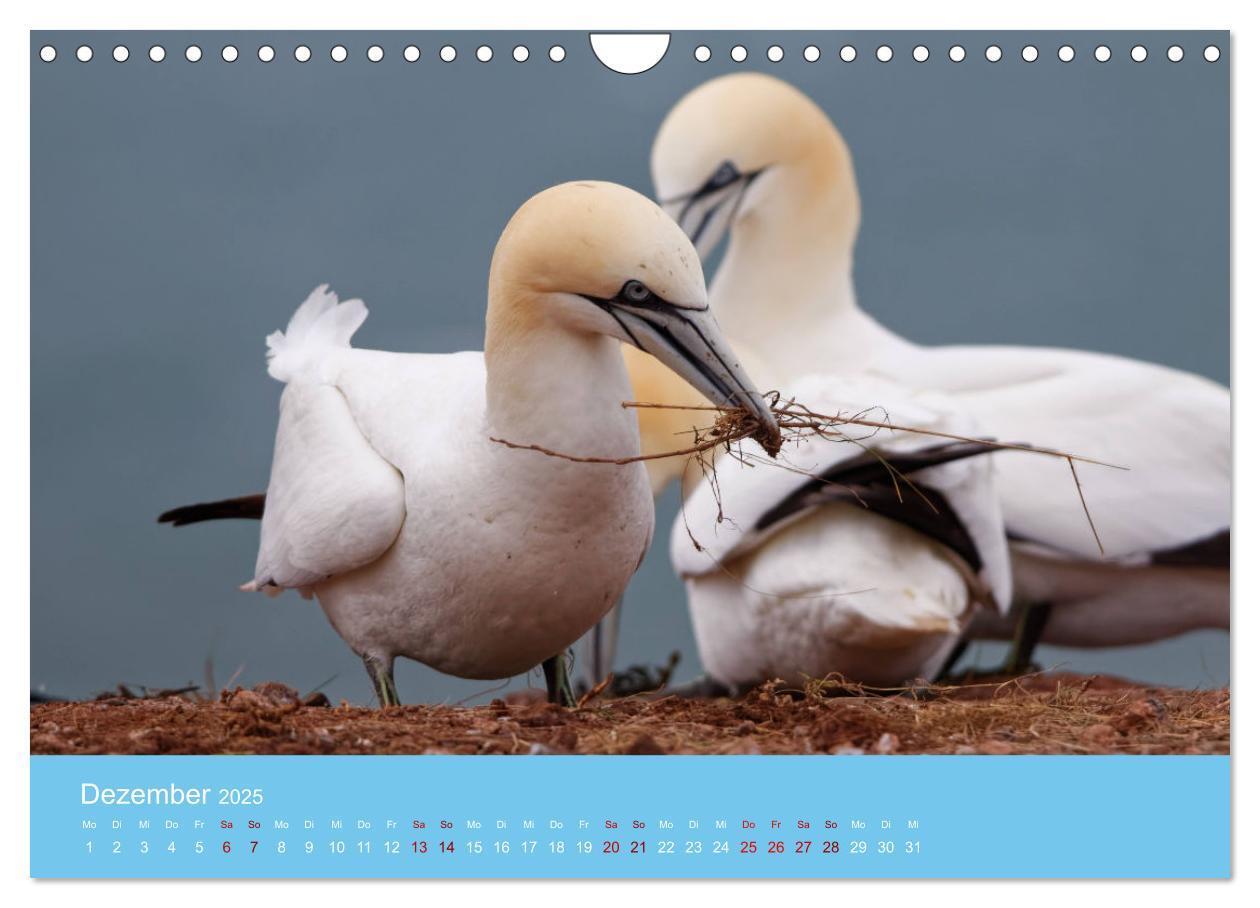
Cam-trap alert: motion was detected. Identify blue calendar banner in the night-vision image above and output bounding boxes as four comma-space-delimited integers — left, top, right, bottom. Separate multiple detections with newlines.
31, 755, 1228, 878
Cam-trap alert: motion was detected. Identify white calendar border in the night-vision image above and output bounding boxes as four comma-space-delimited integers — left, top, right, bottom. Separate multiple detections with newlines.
3, 0, 1252, 903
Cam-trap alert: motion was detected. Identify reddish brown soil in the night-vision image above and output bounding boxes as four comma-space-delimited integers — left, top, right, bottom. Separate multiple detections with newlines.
30, 674, 1228, 755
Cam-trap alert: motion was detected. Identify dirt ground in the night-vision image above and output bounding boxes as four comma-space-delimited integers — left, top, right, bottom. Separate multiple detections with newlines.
30, 673, 1228, 755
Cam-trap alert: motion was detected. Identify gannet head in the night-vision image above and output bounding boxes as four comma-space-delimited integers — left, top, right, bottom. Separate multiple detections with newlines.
651, 73, 860, 260
488, 180, 780, 450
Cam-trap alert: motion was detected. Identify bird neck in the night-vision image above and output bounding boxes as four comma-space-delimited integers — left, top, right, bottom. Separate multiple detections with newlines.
708, 143, 907, 385
483, 288, 643, 460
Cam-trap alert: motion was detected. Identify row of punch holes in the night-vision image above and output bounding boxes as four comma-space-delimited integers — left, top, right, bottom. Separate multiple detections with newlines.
38, 41, 1223, 66
38, 43, 566, 64
719, 42, 1220, 64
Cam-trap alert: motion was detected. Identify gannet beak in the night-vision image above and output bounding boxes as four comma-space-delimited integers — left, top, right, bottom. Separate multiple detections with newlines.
661, 166, 764, 261
592, 292, 781, 452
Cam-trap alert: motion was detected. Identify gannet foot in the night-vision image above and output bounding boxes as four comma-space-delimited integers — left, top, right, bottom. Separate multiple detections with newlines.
598, 651, 683, 697
362, 654, 400, 708
542, 652, 577, 707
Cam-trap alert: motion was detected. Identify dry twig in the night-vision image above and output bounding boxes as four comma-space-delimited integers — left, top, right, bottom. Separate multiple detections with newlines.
491, 393, 1124, 555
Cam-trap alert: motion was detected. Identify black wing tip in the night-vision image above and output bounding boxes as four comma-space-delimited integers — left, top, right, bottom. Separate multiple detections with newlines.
157, 508, 198, 527
156, 494, 266, 527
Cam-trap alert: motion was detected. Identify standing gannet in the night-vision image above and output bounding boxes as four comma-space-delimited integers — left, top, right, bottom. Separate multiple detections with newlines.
163, 181, 778, 707
620, 349, 1012, 689
648, 73, 1229, 670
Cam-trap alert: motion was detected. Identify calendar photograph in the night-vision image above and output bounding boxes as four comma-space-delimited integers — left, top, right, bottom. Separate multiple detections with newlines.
28, 28, 1231, 880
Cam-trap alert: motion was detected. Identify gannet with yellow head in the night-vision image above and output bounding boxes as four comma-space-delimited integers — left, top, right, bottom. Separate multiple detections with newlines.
648, 73, 1229, 671
652, 72, 912, 387
207, 181, 777, 706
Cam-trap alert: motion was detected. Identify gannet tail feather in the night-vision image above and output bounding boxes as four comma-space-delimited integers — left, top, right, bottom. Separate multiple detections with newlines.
158, 493, 265, 526
266, 284, 367, 383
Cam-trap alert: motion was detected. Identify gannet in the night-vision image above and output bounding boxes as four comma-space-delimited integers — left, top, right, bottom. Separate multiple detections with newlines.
161, 181, 778, 706
647, 73, 1229, 671
622, 349, 1012, 689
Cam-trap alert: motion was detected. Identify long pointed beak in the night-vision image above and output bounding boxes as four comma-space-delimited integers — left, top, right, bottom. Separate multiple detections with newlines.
610, 301, 781, 454
663, 170, 763, 262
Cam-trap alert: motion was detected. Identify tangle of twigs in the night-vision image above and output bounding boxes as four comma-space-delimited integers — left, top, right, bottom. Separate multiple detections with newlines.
490, 394, 1124, 556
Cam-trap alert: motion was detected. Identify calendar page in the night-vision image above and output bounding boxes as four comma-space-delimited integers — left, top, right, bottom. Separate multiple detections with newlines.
29, 28, 1230, 880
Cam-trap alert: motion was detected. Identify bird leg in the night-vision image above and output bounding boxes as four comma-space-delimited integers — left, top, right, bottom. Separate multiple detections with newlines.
1001, 602, 1052, 675
583, 598, 623, 692
934, 638, 972, 681
362, 654, 400, 707
542, 652, 576, 707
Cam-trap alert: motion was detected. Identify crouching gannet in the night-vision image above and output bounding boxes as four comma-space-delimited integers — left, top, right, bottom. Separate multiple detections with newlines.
162, 181, 778, 707
649, 73, 1230, 671
619, 350, 1011, 689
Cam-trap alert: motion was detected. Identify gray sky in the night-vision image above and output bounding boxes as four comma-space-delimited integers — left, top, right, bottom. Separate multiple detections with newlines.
31, 31, 1229, 704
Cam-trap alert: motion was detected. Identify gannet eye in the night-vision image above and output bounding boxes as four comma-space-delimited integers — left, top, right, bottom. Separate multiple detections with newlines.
621, 280, 652, 303
710, 161, 739, 189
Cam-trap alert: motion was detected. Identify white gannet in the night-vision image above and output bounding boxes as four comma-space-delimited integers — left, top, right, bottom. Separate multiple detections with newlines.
621, 350, 1012, 690
162, 181, 778, 706
645, 73, 1229, 672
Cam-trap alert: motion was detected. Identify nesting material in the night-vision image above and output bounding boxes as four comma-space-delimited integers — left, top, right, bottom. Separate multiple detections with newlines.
492, 393, 1123, 555
30, 674, 1227, 755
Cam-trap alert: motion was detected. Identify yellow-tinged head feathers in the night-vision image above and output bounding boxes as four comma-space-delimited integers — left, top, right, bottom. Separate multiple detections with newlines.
483, 181, 782, 447
650, 74, 860, 251
489, 180, 707, 309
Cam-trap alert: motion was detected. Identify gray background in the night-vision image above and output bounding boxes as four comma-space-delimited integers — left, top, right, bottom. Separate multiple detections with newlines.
31, 31, 1230, 704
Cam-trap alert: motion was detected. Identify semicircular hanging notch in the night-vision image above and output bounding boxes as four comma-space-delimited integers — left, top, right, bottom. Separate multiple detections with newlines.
589, 33, 671, 74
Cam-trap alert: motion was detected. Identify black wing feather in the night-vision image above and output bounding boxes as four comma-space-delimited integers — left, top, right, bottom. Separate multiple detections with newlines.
158, 493, 266, 527
752, 441, 995, 572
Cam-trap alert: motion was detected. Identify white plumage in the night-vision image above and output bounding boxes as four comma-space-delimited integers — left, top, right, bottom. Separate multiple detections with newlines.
234, 182, 779, 703
252, 286, 652, 679
650, 73, 1230, 659
670, 375, 1011, 687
